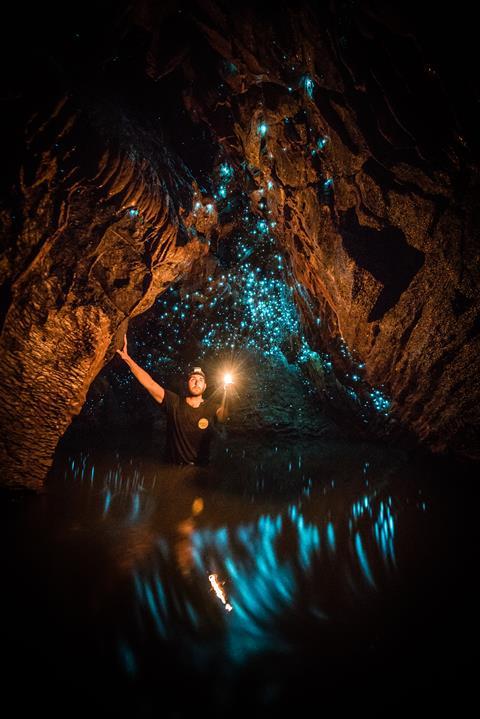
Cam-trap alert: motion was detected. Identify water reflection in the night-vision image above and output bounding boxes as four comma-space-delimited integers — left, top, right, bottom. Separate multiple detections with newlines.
50, 440, 428, 675
4, 437, 462, 713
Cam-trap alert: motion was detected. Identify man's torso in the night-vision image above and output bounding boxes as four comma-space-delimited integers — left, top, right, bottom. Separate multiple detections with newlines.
161, 389, 220, 465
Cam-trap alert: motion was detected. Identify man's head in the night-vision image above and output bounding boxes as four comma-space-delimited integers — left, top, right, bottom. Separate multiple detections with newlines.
186, 366, 207, 397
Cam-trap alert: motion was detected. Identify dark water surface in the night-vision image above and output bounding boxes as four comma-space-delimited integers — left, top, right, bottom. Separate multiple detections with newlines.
1, 436, 477, 716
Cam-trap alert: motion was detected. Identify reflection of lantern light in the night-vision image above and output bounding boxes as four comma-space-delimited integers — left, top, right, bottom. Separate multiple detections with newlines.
209, 573, 233, 612
223, 372, 233, 386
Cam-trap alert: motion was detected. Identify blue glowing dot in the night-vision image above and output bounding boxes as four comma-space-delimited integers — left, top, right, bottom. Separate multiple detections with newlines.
257, 123, 268, 137
301, 75, 315, 98
219, 163, 234, 180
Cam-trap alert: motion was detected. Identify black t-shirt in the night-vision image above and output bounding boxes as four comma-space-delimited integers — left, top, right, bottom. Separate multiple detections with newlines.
160, 389, 221, 465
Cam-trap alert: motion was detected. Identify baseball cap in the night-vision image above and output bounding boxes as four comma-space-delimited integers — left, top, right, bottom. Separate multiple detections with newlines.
187, 366, 206, 380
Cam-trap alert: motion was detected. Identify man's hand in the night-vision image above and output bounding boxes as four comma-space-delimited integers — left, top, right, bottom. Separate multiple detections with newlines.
116, 336, 165, 403
116, 333, 129, 361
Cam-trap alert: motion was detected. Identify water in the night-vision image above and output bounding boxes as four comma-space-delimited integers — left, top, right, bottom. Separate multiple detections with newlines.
1, 436, 477, 716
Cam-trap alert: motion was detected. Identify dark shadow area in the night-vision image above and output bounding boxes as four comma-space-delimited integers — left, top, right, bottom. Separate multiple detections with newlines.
340, 206, 425, 321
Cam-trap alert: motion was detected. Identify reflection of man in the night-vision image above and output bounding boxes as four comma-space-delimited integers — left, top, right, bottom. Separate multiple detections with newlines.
117, 334, 229, 466
175, 496, 204, 577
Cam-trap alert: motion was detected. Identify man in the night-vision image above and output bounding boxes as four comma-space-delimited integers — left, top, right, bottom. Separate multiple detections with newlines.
116, 334, 229, 465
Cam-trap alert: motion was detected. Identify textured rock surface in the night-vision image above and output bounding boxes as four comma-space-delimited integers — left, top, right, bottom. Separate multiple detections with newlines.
0, 92, 215, 488
129, 0, 480, 457
1, 0, 479, 488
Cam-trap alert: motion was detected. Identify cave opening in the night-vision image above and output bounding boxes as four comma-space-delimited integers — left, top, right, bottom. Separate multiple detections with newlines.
1, 0, 479, 714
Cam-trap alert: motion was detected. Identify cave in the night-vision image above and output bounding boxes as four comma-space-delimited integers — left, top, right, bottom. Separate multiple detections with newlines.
1, 0, 479, 714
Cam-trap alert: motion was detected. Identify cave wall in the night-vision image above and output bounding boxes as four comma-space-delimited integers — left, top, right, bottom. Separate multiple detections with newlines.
0, 91, 216, 489
133, 0, 479, 456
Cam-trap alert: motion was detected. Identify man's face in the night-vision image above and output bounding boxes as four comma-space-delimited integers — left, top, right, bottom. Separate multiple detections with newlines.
188, 374, 206, 396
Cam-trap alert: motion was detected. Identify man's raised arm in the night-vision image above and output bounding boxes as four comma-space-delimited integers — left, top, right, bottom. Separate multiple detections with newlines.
116, 334, 165, 404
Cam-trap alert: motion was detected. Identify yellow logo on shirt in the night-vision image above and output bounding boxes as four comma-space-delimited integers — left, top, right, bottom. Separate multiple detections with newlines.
198, 418, 209, 429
